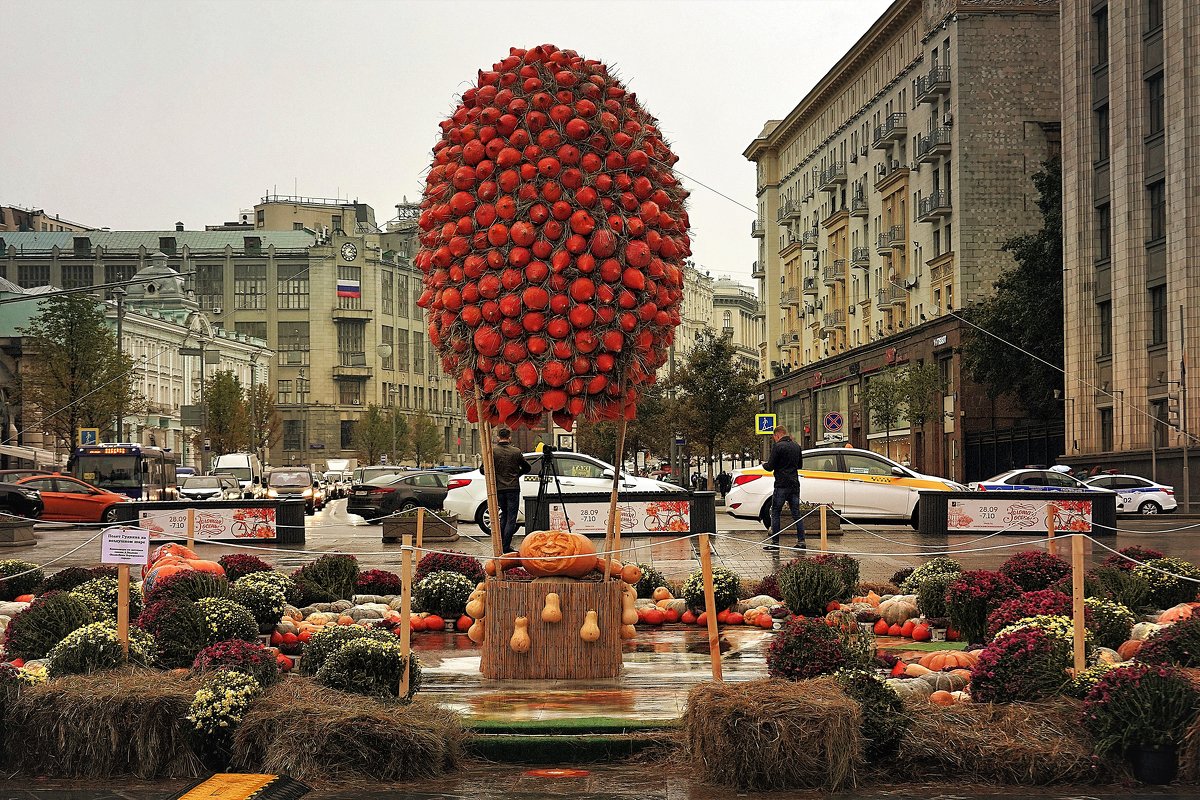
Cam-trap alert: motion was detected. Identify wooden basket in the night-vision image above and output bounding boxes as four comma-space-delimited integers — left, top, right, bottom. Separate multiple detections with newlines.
480, 579, 623, 680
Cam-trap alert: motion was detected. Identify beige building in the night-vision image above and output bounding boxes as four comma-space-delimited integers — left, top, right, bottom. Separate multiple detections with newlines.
673, 262, 716, 366
745, 0, 1061, 480
1061, 0, 1198, 495
712, 277, 763, 374
0, 205, 93, 233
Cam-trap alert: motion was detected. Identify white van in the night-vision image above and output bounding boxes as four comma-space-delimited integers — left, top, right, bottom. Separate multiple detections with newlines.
211, 453, 265, 498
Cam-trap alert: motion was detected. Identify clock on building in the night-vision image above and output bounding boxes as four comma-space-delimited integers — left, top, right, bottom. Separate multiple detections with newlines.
340, 242, 358, 262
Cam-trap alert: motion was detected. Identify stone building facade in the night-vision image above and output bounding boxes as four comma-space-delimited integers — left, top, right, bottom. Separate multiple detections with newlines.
712, 277, 763, 375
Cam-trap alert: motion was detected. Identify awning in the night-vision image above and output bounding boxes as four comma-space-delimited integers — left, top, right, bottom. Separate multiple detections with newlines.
0, 444, 64, 467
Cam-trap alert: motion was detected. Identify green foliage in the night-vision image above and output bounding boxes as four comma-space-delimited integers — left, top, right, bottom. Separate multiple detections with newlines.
1133, 557, 1200, 608
963, 158, 1063, 416
2, 592, 96, 660
916, 572, 954, 620
314, 638, 422, 701
1136, 617, 1200, 667
1083, 597, 1136, 650
247, 382, 282, 457
237, 571, 299, 607
195, 597, 257, 644
681, 566, 741, 612
899, 557, 961, 594
294, 554, 359, 601
777, 558, 845, 616
143, 570, 229, 607
187, 671, 263, 736
200, 369, 249, 455
809, 554, 859, 597
576, 383, 670, 474
136, 599, 209, 668
633, 563, 668, 599
861, 371, 907, 456
835, 667, 910, 758
299, 623, 396, 677
352, 404, 396, 466
409, 410, 442, 466
69, 576, 141, 622
47, 621, 155, 677
414, 570, 474, 618
1083, 565, 1153, 610
230, 579, 287, 628
192, 639, 281, 688
0, 560, 43, 600
35, 567, 101, 595
766, 617, 849, 680
1083, 664, 1200, 754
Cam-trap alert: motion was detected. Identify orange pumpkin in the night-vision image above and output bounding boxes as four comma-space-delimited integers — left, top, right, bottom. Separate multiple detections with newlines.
620, 563, 642, 585
1159, 603, 1194, 624
185, 559, 226, 576
150, 543, 198, 564
518, 530, 599, 578
918, 650, 979, 671
1117, 639, 1144, 661
142, 562, 193, 591
929, 690, 956, 706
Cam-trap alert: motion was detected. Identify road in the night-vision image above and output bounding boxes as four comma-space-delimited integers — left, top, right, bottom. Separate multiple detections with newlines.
18, 499, 1200, 585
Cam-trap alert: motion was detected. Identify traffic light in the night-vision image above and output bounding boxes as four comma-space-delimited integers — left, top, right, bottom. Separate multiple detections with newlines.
1167, 389, 1181, 429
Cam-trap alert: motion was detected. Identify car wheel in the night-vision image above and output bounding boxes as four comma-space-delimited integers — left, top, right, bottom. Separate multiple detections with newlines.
1139, 500, 1162, 515
758, 501, 772, 530
909, 503, 921, 531
101, 506, 120, 524
400, 500, 418, 513
475, 505, 492, 535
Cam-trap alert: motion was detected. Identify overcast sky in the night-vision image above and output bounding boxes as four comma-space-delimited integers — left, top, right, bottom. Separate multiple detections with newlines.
6, 0, 891, 285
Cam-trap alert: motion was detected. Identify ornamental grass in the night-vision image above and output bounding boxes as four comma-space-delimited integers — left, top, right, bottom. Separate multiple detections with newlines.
231, 678, 461, 783
683, 677, 860, 792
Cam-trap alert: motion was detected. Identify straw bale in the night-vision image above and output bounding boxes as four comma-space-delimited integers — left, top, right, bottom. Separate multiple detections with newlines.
230, 677, 462, 782
683, 677, 860, 791
4, 668, 203, 779
892, 696, 1107, 785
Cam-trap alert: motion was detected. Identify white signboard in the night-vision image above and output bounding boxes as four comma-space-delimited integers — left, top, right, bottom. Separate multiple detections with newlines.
547, 499, 692, 535
946, 498, 1092, 533
138, 507, 277, 541
101, 527, 151, 565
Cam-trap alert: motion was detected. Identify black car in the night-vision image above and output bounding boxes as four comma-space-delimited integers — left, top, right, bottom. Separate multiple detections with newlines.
347, 470, 449, 523
0, 481, 44, 520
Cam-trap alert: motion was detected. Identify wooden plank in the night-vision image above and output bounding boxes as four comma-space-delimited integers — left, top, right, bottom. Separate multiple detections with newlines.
399, 533, 413, 697
1071, 533, 1087, 675
698, 532, 723, 681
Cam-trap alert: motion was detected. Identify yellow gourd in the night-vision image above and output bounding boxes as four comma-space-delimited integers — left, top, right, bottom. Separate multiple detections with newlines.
620, 588, 639, 626
468, 616, 486, 643
510, 616, 530, 653
619, 623, 636, 640
542, 592, 562, 623
465, 594, 486, 620
652, 587, 673, 602
580, 610, 600, 642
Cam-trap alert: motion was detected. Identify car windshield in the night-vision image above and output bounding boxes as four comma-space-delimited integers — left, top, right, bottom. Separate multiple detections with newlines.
367, 474, 405, 485
76, 456, 140, 488
216, 467, 252, 482
269, 471, 311, 487
183, 477, 222, 490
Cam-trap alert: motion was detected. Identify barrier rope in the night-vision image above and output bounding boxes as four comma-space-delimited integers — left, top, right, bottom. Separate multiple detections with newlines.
1086, 535, 1200, 584
708, 530, 1059, 559
0, 530, 105, 584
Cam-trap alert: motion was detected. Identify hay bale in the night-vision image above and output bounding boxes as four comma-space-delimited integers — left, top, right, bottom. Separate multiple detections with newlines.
4, 668, 203, 779
231, 678, 461, 782
683, 678, 860, 791
893, 697, 1107, 784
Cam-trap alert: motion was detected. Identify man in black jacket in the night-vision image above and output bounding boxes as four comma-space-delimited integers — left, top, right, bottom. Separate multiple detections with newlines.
763, 426, 805, 551
484, 427, 530, 552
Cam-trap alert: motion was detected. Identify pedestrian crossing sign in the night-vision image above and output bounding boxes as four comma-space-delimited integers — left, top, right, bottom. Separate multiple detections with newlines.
78, 428, 100, 446
755, 414, 777, 435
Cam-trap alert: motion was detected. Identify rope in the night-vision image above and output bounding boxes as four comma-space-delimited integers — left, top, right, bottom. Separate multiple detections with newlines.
709, 530, 1058, 558
0, 530, 106, 583
1085, 536, 1200, 584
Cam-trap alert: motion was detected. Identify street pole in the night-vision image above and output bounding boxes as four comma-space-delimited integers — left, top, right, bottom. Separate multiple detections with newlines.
113, 287, 126, 442
1181, 306, 1190, 513
199, 340, 209, 474
248, 361, 257, 463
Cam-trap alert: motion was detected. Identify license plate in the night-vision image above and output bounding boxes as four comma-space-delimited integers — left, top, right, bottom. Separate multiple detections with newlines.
355, 490, 370, 495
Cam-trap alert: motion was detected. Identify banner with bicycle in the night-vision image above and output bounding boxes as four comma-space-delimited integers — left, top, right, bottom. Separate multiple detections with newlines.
138, 506, 277, 540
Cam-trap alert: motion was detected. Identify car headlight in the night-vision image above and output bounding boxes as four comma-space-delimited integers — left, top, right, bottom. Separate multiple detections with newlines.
266, 488, 279, 498
302, 488, 313, 497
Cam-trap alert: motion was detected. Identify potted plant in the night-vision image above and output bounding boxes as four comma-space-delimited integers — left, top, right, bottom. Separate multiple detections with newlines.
796, 502, 842, 534
1082, 663, 1200, 784
382, 508, 459, 544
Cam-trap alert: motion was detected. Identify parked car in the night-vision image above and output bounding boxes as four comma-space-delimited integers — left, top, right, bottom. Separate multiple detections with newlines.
264, 468, 320, 514
0, 481, 44, 519
1084, 473, 1177, 514
444, 451, 676, 534
968, 469, 1111, 493
15, 474, 128, 523
351, 465, 409, 485
175, 466, 197, 479
347, 470, 451, 523
0, 469, 53, 484
178, 475, 241, 502
323, 471, 349, 499
725, 447, 965, 530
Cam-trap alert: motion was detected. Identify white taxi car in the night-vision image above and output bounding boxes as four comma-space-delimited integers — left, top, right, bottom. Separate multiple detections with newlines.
724, 446, 965, 530
444, 451, 676, 533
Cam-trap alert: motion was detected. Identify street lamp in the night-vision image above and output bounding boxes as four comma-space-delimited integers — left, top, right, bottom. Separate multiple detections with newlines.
112, 286, 127, 442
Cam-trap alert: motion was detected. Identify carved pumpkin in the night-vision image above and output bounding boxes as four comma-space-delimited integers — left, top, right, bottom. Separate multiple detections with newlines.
519, 530, 599, 578
918, 650, 979, 671
879, 595, 919, 625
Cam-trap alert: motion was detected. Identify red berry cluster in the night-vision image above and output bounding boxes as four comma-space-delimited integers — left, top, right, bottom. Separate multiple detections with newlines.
415, 43, 690, 431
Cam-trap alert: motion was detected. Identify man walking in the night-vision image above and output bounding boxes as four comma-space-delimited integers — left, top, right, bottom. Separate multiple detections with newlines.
484, 427, 530, 553
763, 426, 804, 551
716, 470, 732, 498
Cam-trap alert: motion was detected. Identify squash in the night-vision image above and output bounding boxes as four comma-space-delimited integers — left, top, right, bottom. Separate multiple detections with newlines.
468, 616, 486, 643
905, 663, 932, 678
542, 592, 562, 624
519, 530, 600, 578
1092, 647, 1122, 665
465, 594, 486, 620
185, 559, 225, 576
1132, 622, 1162, 641
1159, 603, 1194, 624
929, 690, 956, 706
620, 564, 642, 585
619, 623, 636, 639
950, 691, 972, 704
878, 595, 919, 625
888, 678, 934, 701
919, 650, 979, 671
652, 587, 673, 602
621, 589, 639, 626
1117, 639, 1143, 661
510, 616, 530, 653
949, 668, 973, 684
580, 610, 600, 642
824, 608, 858, 633
921, 670, 969, 692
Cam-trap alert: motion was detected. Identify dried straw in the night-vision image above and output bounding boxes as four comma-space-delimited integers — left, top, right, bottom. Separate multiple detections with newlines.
683, 677, 861, 792
892, 696, 1107, 785
4, 668, 203, 779
230, 678, 462, 783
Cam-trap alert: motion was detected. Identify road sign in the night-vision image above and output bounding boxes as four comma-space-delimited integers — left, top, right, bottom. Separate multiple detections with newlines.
180, 404, 204, 427
77, 427, 100, 446
755, 414, 777, 435
823, 411, 844, 433
674, 434, 686, 446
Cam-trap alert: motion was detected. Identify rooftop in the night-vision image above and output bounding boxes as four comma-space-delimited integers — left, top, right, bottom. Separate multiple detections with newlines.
0, 229, 316, 254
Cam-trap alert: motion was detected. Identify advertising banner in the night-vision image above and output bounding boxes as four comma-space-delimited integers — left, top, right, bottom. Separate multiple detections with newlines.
139, 506, 277, 541
547, 498, 693, 536
946, 498, 1092, 533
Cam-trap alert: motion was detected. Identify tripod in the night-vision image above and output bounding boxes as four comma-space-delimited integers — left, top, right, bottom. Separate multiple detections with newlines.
529, 446, 574, 534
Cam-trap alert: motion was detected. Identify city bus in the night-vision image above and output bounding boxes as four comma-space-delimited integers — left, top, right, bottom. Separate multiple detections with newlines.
72, 444, 178, 500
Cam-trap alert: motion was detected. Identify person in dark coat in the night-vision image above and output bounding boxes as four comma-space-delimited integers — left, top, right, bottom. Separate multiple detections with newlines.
763, 426, 804, 551
483, 427, 530, 552
716, 470, 732, 497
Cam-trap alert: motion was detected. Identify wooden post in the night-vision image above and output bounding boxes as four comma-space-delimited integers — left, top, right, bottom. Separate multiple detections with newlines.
472, 384, 503, 562
1070, 533, 1087, 676
415, 506, 425, 550
1047, 502, 1057, 558
116, 564, 130, 660
698, 532, 723, 681
186, 507, 196, 550
819, 504, 828, 552
399, 533, 413, 698
603, 415, 629, 581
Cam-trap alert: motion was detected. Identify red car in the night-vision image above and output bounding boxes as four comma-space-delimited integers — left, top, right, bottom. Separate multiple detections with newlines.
16, 474, 128, 523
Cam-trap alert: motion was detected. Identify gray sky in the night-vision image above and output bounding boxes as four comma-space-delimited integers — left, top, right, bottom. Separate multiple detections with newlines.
6, 0, 891, 284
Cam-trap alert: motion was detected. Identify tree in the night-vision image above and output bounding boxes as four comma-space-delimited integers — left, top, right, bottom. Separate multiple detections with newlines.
575, 420, 618, 463
575, 383, 672, 473
410, 411, 442, 467
669, 333, 759, 490
389, 411, 412, 465
901, 362, 945, 428
18, 293, 142, 451
963, 157, 1064, 417
352, 404, 393, 465
247, 383, 281, 458
198, 370, 248, 455
862, 369, 906, 459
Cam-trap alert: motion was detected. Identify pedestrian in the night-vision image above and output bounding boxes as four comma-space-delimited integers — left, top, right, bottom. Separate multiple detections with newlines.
717, 470, 732, 497
691, 471, 703, 492
482, 427, 530, 553
763, 426, 804, 552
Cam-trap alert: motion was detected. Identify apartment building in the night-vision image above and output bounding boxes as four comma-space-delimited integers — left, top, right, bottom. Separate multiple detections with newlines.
712, 277, 764, 375
745, 0, 1061, 480
0, 205, 93, 233
1060, 0, 1198, 495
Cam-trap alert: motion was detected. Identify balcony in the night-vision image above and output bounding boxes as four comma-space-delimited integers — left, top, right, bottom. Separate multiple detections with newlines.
872, 112, 907, 148
822, 260, 846, 286
781, 287, 800, 307
802, 276, 819, 295
851, 247, 871, 267
333, 364, 373, 380
332, 307, 373, 321
801, 228, 819, 251
873, 160, 909, 192
916, 190, 953, 222
785, 201, 802, 220
818, 162, 847, 191
916, 66, 951, 104
876, 231, 894, 255
876, 285, 906, 310
888, 225, 906, 248
751, 260, 765, 279
820, 310, 846, 335
778, 230, 801, 254
850, 193, 869, 218
916, 126, 952, 163
751, 220, 765, 238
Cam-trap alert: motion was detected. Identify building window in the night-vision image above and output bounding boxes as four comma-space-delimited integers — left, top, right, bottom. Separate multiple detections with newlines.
194, 263, 223, 311
234, 264, 266, 310
1149, 285, 1167, 345
1095, 104, 1110, 162
340, 420, 355, 450
277, 321, 310, 367
1100, 408, 1113, 452
1147, 180, 1166, 242
17, 264, 50, 288
1096, 204, 1111, 261
339, 383, 362, 405
1093, 7, 1109, 67
337, 265, 362, 310
283, 419, 303, 451
413, 331, 425, 374
62, 264, 93, 290
278, 263, 310, 310
1151, 399, 1169, 446
277, 379, 293, 404
397, 274, 410, 318
337, 322, 366, 367
1147, 0, 1163, 32
1146, 73, 1165, 136
234, 321, 267, 341
395, 329, 409, 371
381, 326, 394, 370
381, 271, 394, 315
1097, 301, 1112, 357
255, 209, 265, 227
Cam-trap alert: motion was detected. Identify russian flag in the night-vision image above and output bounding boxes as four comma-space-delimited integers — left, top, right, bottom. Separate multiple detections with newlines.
336, 279, 361, 299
